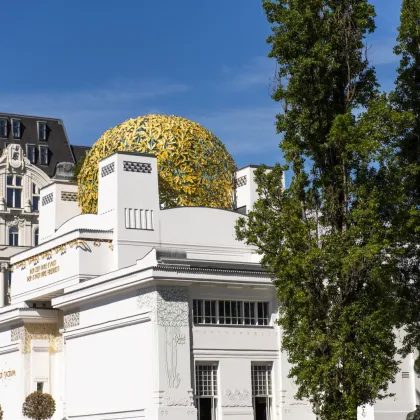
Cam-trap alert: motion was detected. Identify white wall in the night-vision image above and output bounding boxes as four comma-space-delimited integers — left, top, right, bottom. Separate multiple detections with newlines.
65, 322, 151, 418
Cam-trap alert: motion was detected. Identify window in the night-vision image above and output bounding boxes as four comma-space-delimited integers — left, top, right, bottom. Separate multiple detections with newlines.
36, 382, 44, 393
195, 363, 218, 420
193, 300, 270, 326
38, 121, 47, 141
32, 183, 40, 211
39, 146, 49, 165
27, 144, 36, 163
12, 119, 20, 138
0, 119, 7, 137
6, 175, 22, 208
252, 364, 272, 420
34, 228, 39, 246
9, 227, 18, 246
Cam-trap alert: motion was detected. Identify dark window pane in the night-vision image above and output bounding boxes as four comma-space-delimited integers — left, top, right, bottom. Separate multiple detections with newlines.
197, 398, 212, 420
34, 229, 39, 246
12, 120, 20, 137
38, 122, 47, 140
218, 301, 225, 324
225, 301, 231, 324
33, 196, 39, 212
15, 176, 22, 186
193, 300, 203, 324
205, 300, 212, 324
210, 301, 216, 323
254, 397, 269, 420
15, 189, 21, 208
232, 301, 238, 324
6, 188, 13, 207
0, 119, 7, 137
6, 175, 12, 185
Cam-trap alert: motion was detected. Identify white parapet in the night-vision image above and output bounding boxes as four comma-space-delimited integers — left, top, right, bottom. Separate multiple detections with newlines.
38, 181, 80, 244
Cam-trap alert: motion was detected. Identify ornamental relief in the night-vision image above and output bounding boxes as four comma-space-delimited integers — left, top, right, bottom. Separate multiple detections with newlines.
6, 216, 25, 228
137, 286, 189, 389
222, 389, 251, 407
64, 311, 80, 329
10, 326, 24, 342
21, 323, 62, 354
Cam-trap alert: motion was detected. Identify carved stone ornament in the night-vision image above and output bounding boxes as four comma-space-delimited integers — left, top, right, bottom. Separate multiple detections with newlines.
0, 144, 29, 170
222, 389, 251, 407
7, 216, 25, 228
137, 286, 189, 390
64, 311, 80, 329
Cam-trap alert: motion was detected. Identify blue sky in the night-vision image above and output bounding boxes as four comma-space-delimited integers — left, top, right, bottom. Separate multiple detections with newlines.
0, 0, 403, 168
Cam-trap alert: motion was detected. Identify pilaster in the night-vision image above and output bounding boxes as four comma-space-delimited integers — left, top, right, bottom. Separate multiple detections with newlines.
137, 285, 197, 420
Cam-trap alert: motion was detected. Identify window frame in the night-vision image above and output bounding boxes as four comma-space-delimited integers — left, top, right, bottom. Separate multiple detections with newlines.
37, 121, 47, 141
34, 227, 39, 246
195, 362, 219, 420
251, 363, 273, 420
39, 145, 49, 165
6, 175, 23, 208
193, 299, 270, 326
0, 118, 7, 138
26, 143, 36, 164
11, 118, 21, 138
8, 227, 19, 246
32, 183, 40, 212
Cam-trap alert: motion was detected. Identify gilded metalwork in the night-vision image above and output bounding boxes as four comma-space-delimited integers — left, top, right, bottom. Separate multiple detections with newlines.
77, 114, 236, 213
12, 238, 112, 271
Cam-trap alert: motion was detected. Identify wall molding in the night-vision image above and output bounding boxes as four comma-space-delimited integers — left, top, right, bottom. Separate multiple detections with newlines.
63, 312, 150, 340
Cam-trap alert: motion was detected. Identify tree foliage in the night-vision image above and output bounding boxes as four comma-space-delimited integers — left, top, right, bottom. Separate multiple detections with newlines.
22, 392, 56, 420
391, 0, 420, 357
236, 1, 413, 419
0, 404, 3, 420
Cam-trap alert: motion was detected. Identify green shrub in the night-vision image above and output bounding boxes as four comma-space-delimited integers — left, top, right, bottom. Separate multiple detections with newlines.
22, 392, 56, 420
0, 404, 3, 420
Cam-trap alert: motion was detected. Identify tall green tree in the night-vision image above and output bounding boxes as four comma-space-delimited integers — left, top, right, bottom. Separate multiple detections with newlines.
392, 0, 420, 358
236, 1, 411, 419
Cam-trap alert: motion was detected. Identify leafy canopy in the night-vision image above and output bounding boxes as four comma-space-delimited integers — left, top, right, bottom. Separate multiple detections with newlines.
237, 1, 413, 419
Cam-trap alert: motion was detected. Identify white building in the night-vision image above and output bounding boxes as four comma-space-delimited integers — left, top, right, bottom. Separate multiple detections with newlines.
0, 151, 416, 420
0, 113, 89, 278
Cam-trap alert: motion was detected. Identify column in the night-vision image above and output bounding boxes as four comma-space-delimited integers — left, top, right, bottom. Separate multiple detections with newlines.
0, 263, 9, 307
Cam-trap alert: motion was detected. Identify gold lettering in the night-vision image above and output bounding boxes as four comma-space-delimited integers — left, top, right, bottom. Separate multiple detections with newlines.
27, 260, 60, 282
0, 369, 16, 380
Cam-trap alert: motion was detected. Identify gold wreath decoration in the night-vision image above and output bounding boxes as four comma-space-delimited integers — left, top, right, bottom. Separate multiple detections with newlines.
77, 115, 236, 214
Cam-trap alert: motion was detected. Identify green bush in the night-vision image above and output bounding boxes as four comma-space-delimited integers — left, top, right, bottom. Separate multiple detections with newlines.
22, 392, 56, 420
0, 404, 3, 420
415, 356, 420, 373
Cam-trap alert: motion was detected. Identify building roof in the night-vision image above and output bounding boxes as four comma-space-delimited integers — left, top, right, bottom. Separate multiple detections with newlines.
0, 112, 89, 177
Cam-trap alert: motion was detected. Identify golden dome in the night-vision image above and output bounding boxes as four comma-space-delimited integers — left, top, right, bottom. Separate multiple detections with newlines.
77, 114, 236, 213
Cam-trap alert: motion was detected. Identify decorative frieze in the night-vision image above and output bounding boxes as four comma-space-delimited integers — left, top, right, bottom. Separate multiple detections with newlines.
101, 162, 115, 177
11, 326, 24, 342
123, 161, 152, 173
61, 191, 78, 202
42, 192, 53, 206
236, 175, 247, 188
10, 323, 62, 354
64, 311, 80, 329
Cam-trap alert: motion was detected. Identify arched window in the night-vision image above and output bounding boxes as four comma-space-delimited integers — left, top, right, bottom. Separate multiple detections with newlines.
9, 227, 18, 246
34, 228, 39, 246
